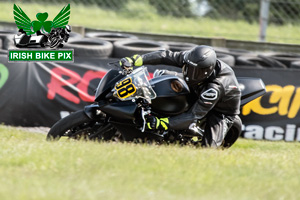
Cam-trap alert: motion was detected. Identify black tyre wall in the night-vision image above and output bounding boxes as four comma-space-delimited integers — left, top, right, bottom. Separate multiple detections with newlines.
86, 32, 138, 43
113, 39, 169, 58
64, 38, 113, 58
0, 30, 16, 50
69, 32, 83, 39
258, 52, 300, 68
236, 55, 287, 68
217, 53, 235, 67
161, 41, 197, 52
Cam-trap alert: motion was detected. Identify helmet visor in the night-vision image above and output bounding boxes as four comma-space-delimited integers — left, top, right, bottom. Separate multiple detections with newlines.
184, 64, 214, 83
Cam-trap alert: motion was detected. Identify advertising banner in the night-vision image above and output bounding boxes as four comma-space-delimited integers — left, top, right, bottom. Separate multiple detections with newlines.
234, 67, 300, 142
1, 53, 300, 142
0, 55, 115, 126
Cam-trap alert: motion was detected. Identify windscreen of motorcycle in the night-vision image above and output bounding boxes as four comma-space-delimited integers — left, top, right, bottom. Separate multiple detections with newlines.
112, 67, 157, 102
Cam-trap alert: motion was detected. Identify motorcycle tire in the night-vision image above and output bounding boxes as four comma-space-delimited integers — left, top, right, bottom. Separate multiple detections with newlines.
47, 110, 117, 141
50, 37, 60, 48
222, 116, 242, 148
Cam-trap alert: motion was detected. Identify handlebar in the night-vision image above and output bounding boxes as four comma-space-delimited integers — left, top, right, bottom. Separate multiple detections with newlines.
108, 61, 133, 75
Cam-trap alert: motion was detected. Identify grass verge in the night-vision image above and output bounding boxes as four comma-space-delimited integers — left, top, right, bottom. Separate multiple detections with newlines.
0, 125, 300, 200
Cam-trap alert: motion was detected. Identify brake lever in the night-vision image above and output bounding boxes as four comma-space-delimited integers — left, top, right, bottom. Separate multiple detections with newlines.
108, 61, 133, 75
108, 61, 119, 68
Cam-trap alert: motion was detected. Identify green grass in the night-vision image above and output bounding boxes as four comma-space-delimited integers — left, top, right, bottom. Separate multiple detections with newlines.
0, 125, 300, 200
2, 2, 300, 44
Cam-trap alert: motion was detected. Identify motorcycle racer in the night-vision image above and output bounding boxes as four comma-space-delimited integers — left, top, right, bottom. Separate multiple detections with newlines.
119, 45, 242, 147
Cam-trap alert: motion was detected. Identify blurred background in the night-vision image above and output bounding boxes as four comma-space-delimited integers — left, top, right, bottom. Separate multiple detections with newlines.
1, 0, 300, 44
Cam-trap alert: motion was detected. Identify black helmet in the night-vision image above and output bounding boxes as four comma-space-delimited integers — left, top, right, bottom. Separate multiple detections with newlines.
183, 45, 217, 85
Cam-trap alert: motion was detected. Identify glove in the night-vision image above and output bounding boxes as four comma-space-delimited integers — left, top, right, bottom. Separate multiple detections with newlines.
119, 54, 143, 69
146, 115, 169, 131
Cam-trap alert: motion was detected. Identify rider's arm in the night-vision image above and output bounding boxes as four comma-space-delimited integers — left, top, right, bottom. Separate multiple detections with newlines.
168, 81, 225, 130
119, 50, 185, 69
141, 50, 185, 68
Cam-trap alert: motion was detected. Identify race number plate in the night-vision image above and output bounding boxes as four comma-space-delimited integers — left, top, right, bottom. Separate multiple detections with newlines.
115, 78, 136, 99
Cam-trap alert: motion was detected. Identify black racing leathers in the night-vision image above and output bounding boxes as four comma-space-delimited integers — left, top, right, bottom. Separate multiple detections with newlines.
141, 50, 241, 147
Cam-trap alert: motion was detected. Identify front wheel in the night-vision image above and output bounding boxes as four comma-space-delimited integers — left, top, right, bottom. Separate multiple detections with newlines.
46, 110, 118, 141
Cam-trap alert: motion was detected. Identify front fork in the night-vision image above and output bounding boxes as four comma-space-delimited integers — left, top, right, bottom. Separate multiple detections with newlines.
84, 103, 150, 133
84, 104, 104, 120
140, 108, 151, 132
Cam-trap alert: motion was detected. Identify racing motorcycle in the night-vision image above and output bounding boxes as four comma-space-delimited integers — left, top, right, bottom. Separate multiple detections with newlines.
48, 25, 71, 48
47, 65, 266, 148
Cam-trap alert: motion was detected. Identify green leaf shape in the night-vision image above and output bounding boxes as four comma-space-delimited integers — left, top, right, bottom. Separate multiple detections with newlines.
13, 4, 34, 35
43, 21, 53, 33
31, 21, 42, 32
52, 4, 70, 28
36, 12, 48, 22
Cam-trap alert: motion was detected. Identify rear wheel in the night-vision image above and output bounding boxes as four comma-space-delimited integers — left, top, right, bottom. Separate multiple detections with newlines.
222, 116, 242, 148
46, 110, 118, 141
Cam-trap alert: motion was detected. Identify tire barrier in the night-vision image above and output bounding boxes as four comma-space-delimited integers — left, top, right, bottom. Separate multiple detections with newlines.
85, 32, 138, 43
290, 61, 300, 69
69, 32, 83, 39
214, 47, 261, 68
214, 47, 255, 58
6, 28, 300, 68
0, 49, 7, 55
64, 38, 113, 58
227, 48, 254, 59
257, 55, 287, 68
236, 55, 287, 68
161, 41, 197, 52
0, 30, 16, 50
216, 53, 235, 67
235, 55, 264, 68
112, 39, 169, 58
257, 52, 300, 68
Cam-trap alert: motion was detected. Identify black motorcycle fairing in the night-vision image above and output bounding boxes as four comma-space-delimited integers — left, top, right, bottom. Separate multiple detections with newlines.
150, 75, 191, 115
151, 96, 190, 116
237, 77, 266, 106
95, 69, 125, 101
84, 104, 104, 120
150, 75, 190, 97
100, 101, 138, 120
